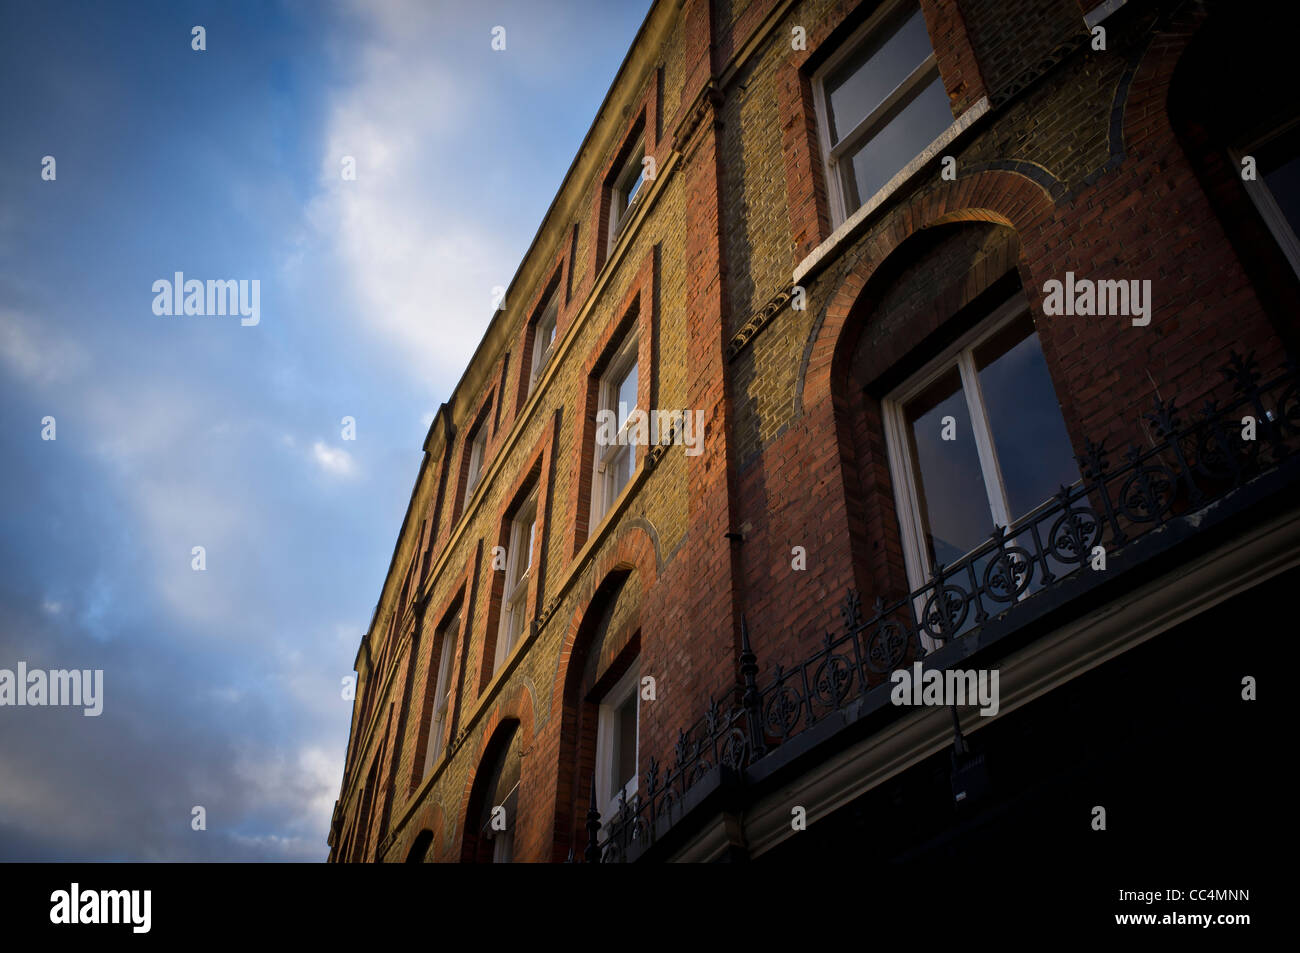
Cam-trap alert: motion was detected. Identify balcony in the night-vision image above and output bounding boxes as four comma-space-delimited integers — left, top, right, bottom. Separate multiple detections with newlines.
582, 350, 1300, 861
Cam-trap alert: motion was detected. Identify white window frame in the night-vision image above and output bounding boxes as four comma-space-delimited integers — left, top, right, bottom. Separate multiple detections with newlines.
529, 294, 559, 393
492, 834, 513, 863
608, 136, 647, 252
463, 422, 487, 508
495, 491, 538, 669
490, 778, 518, 863
595, 663, 640, 822
422, 614, 459, 778
1234, 118, 1300, 280
811, 0, 945, 227
881, 293, 1045, 646
590, 331, 639, 528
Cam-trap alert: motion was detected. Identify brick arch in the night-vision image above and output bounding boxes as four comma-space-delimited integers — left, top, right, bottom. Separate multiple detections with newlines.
797, 170, 1054, 416
470, 680, 537, 757
454, 681, 536, 861
545, 521, 658, 861
558, 522, 658, 671
400, 799, 446, 862
1137, 0, 1300, 356
1119, 0, 1212, 162
403, 827, 434, 863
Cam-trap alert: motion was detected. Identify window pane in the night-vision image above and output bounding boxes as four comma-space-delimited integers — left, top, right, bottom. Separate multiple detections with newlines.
427, 620, 456, 774
842, 73, 951, 210
826, 5, 933, 145
973, 316, 1081, 521
904, 366, 988, 569
608, 445, 630, 501
534, 312, 556, 377
627, 165, 647, 205
467, 430, 486, 490
614, 694, 637, 792
510, 506, 535, 583
613, 144, 646, 233
1259, 125, 1300, 238
617, 361, 638, 424
433, 617, 457, 696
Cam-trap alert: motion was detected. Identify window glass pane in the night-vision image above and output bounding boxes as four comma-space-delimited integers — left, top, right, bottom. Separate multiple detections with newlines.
510, 507, 534, 584
468, 429, 485, 489
614, 694, 637, 792
428, 621, 457, 771
1259, 125, 1300, 237
534, 311, 556, 376
480, 732, 521, 861
612, 144, 646, 232
904, 366, 988, 569
617, 360, 638, 424
608, 445, 630, 501
973, 316, 1081, 521
437, 620, 456, 688
842, 73, 951, 210
826, 5, 933, 145
627, 164, 647, 205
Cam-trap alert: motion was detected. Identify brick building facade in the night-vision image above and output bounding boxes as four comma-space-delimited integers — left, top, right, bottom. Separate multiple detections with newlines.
329, 0, 1295, 863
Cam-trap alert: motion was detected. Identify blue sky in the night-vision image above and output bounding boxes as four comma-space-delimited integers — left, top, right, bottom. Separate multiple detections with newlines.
0, 0, 651, 861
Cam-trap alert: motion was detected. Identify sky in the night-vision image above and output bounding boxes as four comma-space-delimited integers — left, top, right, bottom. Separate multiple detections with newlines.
0, 0, 652, 861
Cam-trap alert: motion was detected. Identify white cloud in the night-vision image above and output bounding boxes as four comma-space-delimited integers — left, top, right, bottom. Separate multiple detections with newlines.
232, 742, 344, 844
305, 0, 520, 391
311, 440, 356, 477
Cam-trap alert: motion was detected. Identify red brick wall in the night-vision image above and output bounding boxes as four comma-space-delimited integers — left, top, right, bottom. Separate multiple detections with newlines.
336, 0, 1297, 864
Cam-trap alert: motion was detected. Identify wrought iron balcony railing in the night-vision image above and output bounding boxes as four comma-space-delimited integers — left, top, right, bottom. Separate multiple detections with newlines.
582, 351, 1300, 862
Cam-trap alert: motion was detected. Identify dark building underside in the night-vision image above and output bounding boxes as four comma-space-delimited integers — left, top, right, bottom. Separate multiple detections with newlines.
759, 566, 1281, 869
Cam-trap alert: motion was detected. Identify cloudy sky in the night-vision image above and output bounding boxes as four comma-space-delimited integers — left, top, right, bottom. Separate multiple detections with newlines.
0, 0, 651, 861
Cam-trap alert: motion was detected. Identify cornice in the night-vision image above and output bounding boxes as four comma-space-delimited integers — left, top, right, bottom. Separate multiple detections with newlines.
728, 286, 793, 360
672, 80, 724, 162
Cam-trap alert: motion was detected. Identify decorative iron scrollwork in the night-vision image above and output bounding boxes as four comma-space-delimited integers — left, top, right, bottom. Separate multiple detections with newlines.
983, 545, 1033, 603
863, 618, 909, 673
1047, 503, 1101, 563
764, 678, 803, 739
921, 584, 968, 641
812, 652, 855, 708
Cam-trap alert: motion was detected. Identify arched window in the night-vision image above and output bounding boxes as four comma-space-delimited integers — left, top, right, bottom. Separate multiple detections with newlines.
880, 289, 1080, 643
1168, 4, 1300, 351
594, 661, 640, 823
462, 722, 522, 863
552, 570, 642, 860
835, 221, 1079, 645
405, 829, 433, 863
